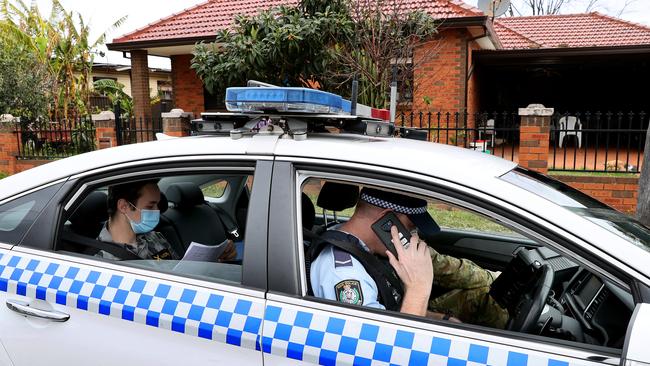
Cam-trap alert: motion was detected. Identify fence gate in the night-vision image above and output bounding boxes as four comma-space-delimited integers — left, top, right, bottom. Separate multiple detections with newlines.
114, 105, 163, 145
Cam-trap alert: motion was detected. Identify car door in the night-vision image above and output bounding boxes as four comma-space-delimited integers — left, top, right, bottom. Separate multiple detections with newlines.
0, 157, 272, 366
262, 159, 629, 366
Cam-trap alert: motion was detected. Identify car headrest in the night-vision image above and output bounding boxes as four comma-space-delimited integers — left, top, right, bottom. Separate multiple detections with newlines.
69, 191, 108, 237
301, 193, 315, 230
317, 182, 359, 211
165, 182, 205, 209
158, 192, 168, 213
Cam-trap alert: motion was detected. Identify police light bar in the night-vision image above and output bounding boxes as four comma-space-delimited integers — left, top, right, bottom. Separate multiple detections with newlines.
226, 87, 344, 114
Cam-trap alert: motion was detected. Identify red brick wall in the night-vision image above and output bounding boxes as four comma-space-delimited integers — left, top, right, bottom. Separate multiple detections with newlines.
413, 29, 467, 113
130, 50, 152, 119
15, 160, 50, 173
171, 54, 204, 118
553, 175, 639, 213
0, 126, 18, 174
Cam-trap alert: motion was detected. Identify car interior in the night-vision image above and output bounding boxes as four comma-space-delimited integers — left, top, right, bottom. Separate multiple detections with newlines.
300, 178, 634, 350
58, 173, 252, 284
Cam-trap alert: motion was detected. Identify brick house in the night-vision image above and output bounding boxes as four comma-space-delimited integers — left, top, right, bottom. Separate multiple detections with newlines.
107, 0, 650, 122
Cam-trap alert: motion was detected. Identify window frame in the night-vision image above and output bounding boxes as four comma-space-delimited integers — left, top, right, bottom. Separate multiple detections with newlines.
22, 157, 271, 292
268, 157, 639, 355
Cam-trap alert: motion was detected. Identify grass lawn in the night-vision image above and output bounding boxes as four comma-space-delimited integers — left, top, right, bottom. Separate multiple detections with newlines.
548, 170, 639, 178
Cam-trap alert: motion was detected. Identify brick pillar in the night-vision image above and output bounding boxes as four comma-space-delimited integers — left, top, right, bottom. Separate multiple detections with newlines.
130, 50, 151, 120
162, 109, 192, 137
518, 104, 554, 174
171, 54, 205, 117
0, 115, 19, 175
92, 111, 117, 149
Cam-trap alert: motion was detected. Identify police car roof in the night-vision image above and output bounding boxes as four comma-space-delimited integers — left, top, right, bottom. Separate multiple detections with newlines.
0, 133, 515, 200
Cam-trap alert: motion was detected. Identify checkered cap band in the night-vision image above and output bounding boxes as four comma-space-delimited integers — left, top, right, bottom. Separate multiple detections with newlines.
360, 193, 427, 215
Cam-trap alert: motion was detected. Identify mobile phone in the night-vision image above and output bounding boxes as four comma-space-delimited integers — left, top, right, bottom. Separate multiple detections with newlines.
371, 212, 412, 258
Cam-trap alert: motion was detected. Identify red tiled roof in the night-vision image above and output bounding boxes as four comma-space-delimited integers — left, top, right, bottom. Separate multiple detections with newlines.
111, 0, 483, 44
495, 12, 650, 49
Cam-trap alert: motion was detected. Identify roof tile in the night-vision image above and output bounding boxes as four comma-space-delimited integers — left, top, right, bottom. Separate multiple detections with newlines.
111, 0, 482, 44
495, 12, 650, 49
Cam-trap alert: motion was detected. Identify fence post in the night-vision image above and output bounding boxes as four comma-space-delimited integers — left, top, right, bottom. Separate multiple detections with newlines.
0, 114, 19, 175
518, 104, 554, 174
92, 111, 117, 149
162, 109, 192, 137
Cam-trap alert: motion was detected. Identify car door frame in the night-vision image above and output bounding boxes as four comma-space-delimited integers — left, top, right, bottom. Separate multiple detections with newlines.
263, 157, 644, 366
0, 155, 273, 365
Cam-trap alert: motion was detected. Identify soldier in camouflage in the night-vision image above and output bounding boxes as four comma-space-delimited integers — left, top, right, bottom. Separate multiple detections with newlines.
427, 247, 509, 328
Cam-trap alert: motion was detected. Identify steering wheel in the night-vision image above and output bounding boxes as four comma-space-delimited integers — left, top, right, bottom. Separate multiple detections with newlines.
506, 264, 554, 333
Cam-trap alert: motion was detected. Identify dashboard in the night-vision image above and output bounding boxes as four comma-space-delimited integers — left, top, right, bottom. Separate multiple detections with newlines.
560, 269, 633, 347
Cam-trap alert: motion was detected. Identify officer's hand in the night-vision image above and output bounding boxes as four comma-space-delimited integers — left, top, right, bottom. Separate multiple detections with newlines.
218, 240, 237, 262
386, 226, 433, 298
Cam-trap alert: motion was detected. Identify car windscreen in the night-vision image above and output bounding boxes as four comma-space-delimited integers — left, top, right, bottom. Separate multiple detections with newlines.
501, 167, 650, 252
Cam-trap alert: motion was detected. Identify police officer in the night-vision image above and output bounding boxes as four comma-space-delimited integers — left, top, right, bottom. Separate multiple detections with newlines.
310, 187, 508, 328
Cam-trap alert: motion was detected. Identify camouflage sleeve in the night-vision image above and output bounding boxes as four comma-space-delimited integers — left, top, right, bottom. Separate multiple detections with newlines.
428, 247, 497, 290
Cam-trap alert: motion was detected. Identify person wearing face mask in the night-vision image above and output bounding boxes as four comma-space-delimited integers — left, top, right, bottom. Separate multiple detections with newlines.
96, 179, 181, 261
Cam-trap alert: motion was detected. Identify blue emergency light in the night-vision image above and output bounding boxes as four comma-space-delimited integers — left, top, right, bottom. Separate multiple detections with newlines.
225, 87, 344, 114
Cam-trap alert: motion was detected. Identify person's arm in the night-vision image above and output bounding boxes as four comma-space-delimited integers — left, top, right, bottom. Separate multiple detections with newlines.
385, 226, 433, 317
428, 247, 499, 290
311, 246, 385, 309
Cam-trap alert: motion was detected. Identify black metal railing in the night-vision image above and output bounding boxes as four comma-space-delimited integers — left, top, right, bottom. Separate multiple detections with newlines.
115, 116, 163, 145
550, 111, 647, 173
397, 111, 520, 161
16, 118, 96, 159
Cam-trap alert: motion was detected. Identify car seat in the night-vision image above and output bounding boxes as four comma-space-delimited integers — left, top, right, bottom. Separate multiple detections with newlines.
68, 190, 108, 239
163, 182, 229, 253
315, 182, 359, 233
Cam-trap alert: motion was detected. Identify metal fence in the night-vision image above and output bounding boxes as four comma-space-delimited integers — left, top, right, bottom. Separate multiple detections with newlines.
397, 111, 520, 161
16, 119, 96, 159
550, 111, 647, 173
115, 111, 163, 145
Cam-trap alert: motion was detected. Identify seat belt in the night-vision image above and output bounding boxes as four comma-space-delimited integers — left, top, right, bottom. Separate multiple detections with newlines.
308, 236, 404, 311
60, 231, 141, 260
207, 203, 241, 240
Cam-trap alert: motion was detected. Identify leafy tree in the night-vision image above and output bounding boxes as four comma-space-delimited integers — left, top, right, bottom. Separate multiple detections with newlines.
0, 41, 51, 119
0, 0, 126, 120
192, 3, 351, 95
192, 0, 437, 108
92, 79, 133, 117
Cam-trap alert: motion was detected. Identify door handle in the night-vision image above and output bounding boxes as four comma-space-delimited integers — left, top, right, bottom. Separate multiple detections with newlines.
6, 299, 70, 322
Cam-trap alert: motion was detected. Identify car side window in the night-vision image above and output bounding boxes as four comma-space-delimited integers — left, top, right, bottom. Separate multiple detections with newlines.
300, 176, 633, 350
0, 183, 63, 245
56, 173, 253, 285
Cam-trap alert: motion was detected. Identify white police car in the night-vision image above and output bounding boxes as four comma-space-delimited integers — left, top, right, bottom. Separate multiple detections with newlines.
0, 86, 647, 366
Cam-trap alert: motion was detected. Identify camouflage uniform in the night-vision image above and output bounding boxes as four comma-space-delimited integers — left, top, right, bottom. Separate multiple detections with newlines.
427, 247, 509, 329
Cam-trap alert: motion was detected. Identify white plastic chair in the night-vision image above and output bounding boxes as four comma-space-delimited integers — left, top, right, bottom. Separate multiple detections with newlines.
479, 119, 495, 147
558, 116, 582, 148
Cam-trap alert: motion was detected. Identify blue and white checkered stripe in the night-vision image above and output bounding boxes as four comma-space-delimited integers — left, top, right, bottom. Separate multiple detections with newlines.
262, 302, 590, 366
0, 251, 264, 350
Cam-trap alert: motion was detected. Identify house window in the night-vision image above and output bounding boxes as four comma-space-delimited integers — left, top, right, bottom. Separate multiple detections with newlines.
157, 80, 173, 101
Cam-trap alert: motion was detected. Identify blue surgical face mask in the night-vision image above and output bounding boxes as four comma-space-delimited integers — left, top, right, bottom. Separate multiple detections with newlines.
125, 203, 160, 234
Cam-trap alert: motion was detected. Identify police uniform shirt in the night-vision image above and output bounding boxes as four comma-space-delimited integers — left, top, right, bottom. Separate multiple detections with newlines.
310, 231, 384, 309
96, 224, 180, 260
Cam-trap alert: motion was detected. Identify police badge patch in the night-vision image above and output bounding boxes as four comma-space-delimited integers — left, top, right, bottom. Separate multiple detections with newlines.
335, 280, 363, 305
